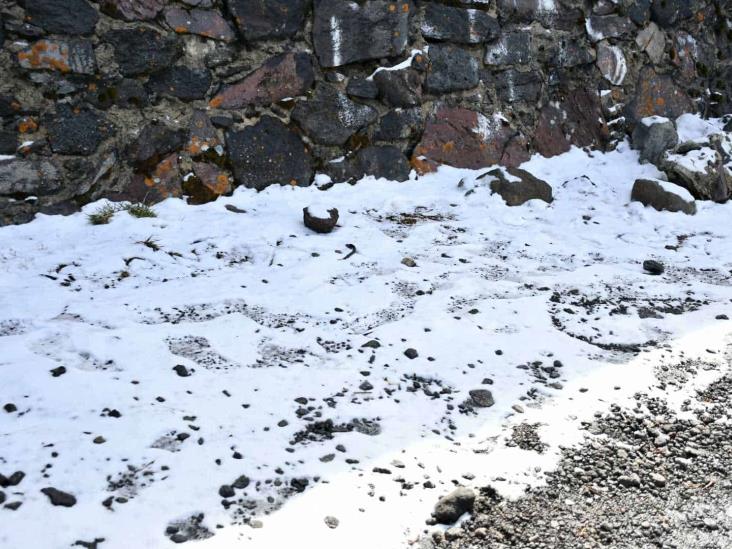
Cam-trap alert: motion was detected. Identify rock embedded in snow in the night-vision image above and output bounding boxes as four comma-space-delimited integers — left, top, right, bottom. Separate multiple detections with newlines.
401, 257, 417, 268
642, 260, 664, 275
173, 365, 191, 377
218, 484, 235, 498
631, 179, 696, 215
303, 207, 339, 234
481, 167, 553, 206
432, 487, 476, 524
631, 117, 678, 166
324, 516, 339, 529
469, 389, 495, 408
404, 348, 418, 359
41, 487, 77, 507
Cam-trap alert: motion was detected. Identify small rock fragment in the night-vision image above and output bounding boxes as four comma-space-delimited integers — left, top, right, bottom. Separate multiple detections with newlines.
643, 260, 664, 275
41, 487, 77, 507
303, 207, 339, 234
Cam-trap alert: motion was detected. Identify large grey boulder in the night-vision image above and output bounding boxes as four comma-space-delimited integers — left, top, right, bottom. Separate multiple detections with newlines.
631, 116, 678, 166
631, 179, 696, 215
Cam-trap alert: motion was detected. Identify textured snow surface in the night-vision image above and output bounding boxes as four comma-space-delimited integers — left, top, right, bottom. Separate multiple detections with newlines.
1, 120, 732, 549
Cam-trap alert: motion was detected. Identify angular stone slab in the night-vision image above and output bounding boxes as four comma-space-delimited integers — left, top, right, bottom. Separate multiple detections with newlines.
226, 0, 309, 41
313, 0, 411, 68
209, 53, 314, 109
227, 116, 313, 191
164, 7, 236, 42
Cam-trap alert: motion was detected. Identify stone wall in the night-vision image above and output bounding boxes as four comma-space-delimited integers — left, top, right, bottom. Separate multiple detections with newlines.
0, 0, 730, 224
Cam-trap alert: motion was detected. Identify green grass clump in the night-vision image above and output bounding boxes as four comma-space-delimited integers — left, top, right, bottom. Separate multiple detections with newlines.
87, 204, 119, 225
124, 203, 157, 218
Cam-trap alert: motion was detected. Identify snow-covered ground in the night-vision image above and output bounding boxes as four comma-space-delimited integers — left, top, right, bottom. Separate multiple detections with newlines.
1, 126, 732, 548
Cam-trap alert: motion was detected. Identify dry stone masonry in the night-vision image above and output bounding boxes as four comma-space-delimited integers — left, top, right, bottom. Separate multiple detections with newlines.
0, 0, 730, 224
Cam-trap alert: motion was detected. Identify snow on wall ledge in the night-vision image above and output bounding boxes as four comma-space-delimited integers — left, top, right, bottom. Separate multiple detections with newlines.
0, 0, 730, 225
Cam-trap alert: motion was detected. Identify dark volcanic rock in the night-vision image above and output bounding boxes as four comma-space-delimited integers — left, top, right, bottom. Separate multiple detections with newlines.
227, 116, 313, 191
218, 484, 235, 498
291, 83, 377, 146
432, 487, 476, 524
485, 32, 532, 66
46, 105, 111, 156
631, 179, 696, 215
482, 167, 553, 206
585, 15, 633, 43
23, 0, 99, 35
468, 389, 495, 407
0, 130, 16, 155
226, 0, 309, 41
209, 53, 314, 109
303, 207, 339, 234
650, 0, 694, 27
164, 7, 236, 42
148, 67, 213, 102
421, 3, 499, 44
41, 487, 77, 507
313, 0, 411, 68
424, 45, 479, 95
643, 259, 664, 275
90, 79, 149, 110
346, 78, 379, 100
487, 69, 543, 104
414, 107, 514, 170
106, 29, 182, 77
100, 0, 165, 21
